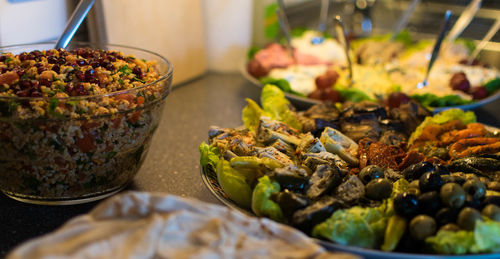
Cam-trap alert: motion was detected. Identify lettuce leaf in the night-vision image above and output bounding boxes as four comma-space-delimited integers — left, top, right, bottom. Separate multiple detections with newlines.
410, 93, 473, 108
242, 85, 302, 132
216, 159, 253, 208
312, 205, 388, 249
259, 77, 306, 97
199, 142, 220, 172
242, 98, 267, 132
409, 108, 476, 145
426, 220, 500, 254
251, 175, 284, 222
484, 78, 500, 95
335, 85, 375, 102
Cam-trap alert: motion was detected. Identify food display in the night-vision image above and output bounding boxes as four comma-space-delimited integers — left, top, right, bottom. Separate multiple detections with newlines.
246, 30, 500, 109
0, 43, 172, 204
200, 84, 500, 255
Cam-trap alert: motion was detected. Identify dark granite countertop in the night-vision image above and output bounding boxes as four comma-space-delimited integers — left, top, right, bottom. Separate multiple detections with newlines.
1, 72, 499, 257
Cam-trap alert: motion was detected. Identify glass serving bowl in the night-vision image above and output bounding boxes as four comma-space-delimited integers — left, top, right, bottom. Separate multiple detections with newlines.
0, 42, 173, 205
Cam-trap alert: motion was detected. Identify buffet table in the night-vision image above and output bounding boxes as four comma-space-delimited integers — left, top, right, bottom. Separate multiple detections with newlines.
1, 72, 499, 257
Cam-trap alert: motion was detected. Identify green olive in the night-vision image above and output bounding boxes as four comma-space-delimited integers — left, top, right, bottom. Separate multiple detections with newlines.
463, 179, 486, 200
407, 187, 421, 196
439, 223, 460, 232
482, 204, 500, 222
409, 180, 420, 190
365, 178, 392, 201
457, 207, 482, 231
359, 165, 385, 184
409, 215, 437, 240
488, 181, 500, 192
440, 183, 466, 209
441, 175, 452, 184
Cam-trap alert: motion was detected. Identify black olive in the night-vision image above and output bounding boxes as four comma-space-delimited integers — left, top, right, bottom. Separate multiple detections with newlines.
418, 191, 441, 215
440, 183, 466, 209
409, 215, 436, 240
419, 171, 444, 193
394, 192, 419, 218
359, 165, 385, 184
436, 164, 450, 175
483, 196, 500, 207
464, 195, 482, 210
457, 207, 482, 231
487, 182, 500, 192
449, 173, 466, 185
441, 175, 452, 184
402, 162, 435, 181
439, 223, 460, 232
365, 178, 392, 201
435, 207, 459, 226
482, 204, 500, 222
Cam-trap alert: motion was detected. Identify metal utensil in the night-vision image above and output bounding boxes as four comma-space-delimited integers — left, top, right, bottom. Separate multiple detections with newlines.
417, 10, 453, 89
54, 0, 95, 49
390, 0, 421, 41
276, 0, 296, 62
468, 19, 500, 65
446, 0, 482, 44
312, 0, 330, 44
333, 15, 353, 85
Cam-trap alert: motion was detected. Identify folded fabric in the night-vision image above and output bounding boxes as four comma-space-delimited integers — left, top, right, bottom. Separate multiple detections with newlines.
7, 191, 359, 259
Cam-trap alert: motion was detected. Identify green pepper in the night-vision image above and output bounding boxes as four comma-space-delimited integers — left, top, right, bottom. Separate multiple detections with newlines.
381, 215, 407, 251
251, 175, 284, 222
484, 78, 500, 95
216, 159, 252, 208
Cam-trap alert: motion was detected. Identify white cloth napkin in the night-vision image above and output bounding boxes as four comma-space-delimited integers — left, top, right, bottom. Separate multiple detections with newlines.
7, 191, 358, 259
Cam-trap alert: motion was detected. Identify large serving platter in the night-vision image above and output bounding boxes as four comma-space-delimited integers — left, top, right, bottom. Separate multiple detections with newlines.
200, 124, 500, 259
240, 61, 500, 112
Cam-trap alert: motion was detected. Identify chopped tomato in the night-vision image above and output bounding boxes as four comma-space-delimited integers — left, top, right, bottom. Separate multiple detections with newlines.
76, 133, 96, 152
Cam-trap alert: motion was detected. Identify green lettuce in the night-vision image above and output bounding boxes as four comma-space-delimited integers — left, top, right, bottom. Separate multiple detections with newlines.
242, 84, 302, 132
484, 78, 500, 95
312, 206, 388, 248
409, 108, 476, 145
242, 98, 266, 132
410, 93, 473, 108
251, 175, 284, 222
426, 221, 500, 254
335, 85, 375, 102
199, 142, 220, 172
259, 77, 306, 97
216, 159, 252, 208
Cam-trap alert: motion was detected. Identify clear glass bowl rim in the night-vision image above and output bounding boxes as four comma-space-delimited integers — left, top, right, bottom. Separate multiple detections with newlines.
0, 41, 173, 102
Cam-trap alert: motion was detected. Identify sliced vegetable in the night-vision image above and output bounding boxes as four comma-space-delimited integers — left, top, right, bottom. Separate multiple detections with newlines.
484, 78, 500, 95
410, 93, 473, 108
409, 108, 476, 145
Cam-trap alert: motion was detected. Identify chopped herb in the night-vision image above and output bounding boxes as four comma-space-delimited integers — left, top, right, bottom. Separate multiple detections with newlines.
118, 78, 124, 85
48, 97, 59, 112
66, 100, 79, 107
4, 57, 12, 64
106, 151, 117, 161
8, 100, 19, 113
20, 73, 29, 80
133, 77, 146, 83
118, 65, 132, 75
49, 138, 64, 151
52, 75, 59, 81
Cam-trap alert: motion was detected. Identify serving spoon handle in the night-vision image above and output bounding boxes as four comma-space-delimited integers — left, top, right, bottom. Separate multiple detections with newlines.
390, 0, 421, 41
333, 16, 353, 85
276, 0, 295, 62
55, 0, 95, 49
417, 10, 452, 89
468, 19, 500, 65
